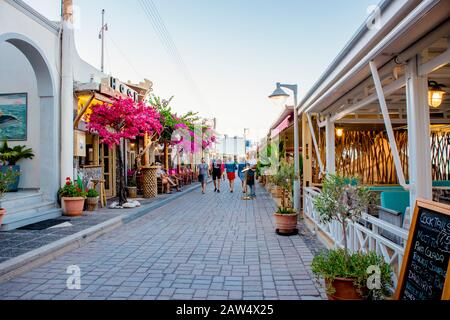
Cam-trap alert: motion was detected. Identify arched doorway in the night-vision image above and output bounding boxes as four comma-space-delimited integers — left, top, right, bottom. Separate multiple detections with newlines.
0, 33, 59, 202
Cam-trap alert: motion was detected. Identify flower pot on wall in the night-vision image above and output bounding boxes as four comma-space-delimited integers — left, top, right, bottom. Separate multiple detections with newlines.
325, 278, 365, 300
0, 208, 6, 226
86, 197, 99, 212
1, 166, 20, 192
62, 197, 85, 216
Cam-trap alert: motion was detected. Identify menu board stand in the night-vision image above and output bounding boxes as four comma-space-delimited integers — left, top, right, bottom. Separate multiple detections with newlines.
395, 199, 450, 300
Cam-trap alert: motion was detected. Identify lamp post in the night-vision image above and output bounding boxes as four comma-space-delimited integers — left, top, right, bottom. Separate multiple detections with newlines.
269, 83, 300, 213
244, 128, 249, 157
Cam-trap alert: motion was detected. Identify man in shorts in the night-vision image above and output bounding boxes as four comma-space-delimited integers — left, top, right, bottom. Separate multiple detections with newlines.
197, 158, 209, 194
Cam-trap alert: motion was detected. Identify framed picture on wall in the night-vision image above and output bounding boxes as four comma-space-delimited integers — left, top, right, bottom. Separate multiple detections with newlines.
0, 93, 27, 141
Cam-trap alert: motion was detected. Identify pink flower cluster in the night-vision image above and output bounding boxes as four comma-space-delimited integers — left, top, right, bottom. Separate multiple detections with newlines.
87, 98, 162, 147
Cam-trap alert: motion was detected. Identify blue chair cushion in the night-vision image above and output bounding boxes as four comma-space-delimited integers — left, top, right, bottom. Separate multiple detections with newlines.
432, 180, 450, 187
380, 191, 410, 215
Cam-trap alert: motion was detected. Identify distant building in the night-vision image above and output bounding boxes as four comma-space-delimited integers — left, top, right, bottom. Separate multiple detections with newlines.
213, 135, 246, 159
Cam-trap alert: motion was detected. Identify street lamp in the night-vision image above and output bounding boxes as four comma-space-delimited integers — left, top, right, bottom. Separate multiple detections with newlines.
269, 82, 300, 213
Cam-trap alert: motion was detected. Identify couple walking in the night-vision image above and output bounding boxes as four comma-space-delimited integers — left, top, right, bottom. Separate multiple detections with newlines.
195, 157, 225, 194
212, 157, 236, 193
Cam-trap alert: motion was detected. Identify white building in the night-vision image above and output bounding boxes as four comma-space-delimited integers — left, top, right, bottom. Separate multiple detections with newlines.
213, 135, 246, 160
0, 0, 106, 230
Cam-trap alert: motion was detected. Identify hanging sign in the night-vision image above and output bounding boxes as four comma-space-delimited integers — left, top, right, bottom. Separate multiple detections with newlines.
100, 77, 139, 102
395, 199, 450, 300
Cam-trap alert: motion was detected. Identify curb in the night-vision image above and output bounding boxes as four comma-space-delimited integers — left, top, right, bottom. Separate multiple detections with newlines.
0, 182, 203, 283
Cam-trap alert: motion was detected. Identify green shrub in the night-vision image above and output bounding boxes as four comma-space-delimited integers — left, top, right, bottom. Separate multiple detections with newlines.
312, 249, 393, 300
87, 188, 99, 198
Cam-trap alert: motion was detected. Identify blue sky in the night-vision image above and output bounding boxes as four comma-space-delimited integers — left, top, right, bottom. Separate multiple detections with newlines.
24, 0, 377, 141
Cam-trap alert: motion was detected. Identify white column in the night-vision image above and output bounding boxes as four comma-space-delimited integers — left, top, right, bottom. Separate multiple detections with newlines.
325, 116, 335, 174
293, 109, 300, 212
406, 55, 432, 209
61, 10, 74, 185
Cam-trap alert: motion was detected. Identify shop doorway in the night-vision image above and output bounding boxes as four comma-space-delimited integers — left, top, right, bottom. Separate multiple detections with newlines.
100, 144, 116, 198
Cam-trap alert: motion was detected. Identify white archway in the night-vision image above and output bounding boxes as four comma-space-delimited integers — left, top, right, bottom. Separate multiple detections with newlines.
0, 32, 60, 201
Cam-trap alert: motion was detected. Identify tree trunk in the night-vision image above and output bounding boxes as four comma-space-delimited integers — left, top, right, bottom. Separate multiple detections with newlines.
342, 220, 349, 261
117, 141, 127, 206
164, 141, 169, 171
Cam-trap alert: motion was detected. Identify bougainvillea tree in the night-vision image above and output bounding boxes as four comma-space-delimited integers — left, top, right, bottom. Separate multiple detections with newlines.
88, 98, 161, 206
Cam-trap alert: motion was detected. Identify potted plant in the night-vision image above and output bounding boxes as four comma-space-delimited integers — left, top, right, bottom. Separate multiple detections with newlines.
311, 174, 392, 300
86, 188, 99, 212
273, 161, 298, 235
0, 168, 20, 225
274, 206, 298, 235
126, 169, 138, 199
58, 177, 87, 217
0, 142, 34, 192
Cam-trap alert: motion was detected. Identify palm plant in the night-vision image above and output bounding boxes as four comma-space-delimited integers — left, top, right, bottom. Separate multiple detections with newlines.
0, 142, 35, 165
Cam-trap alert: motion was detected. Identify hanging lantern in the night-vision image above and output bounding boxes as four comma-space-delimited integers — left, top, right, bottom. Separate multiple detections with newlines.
336, 128, 344, 138
428, 81, 446, 108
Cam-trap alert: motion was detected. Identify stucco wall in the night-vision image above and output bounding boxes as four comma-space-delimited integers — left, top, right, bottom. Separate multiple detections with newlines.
0, 42, 40, 189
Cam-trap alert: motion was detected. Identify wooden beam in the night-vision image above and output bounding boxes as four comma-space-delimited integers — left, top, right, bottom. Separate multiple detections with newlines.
73, 92, 95, 130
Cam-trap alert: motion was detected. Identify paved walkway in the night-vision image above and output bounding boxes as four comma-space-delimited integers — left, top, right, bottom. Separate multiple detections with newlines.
0, 183, 326, 300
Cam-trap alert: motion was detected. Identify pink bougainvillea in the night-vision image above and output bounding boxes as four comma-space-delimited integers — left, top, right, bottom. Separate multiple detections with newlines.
87, 98, 162, 205
87, 98, 162, 147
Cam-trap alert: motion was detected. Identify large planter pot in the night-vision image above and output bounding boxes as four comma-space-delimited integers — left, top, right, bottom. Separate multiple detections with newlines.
126, 186, 138, 199
274, 213, 298, 235
1, 165, 20, 192
62, 197, 85, 216
86, 197, 99, 212
0, 208, 5, 226
325, 278, 365, 300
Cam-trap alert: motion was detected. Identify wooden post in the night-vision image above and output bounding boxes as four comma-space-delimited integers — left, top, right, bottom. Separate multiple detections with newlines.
164, 142, 169, 171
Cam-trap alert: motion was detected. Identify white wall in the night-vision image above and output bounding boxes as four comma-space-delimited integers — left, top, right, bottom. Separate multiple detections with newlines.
0, 42, 40, 189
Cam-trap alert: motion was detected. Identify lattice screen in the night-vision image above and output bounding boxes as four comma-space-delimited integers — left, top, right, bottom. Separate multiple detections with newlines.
311, 129, 450, 185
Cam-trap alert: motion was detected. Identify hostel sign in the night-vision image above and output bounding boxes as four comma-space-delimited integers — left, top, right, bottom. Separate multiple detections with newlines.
100, 77, 139, 102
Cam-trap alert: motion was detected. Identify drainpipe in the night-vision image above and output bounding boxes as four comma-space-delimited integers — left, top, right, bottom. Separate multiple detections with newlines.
61, 0, 75, 184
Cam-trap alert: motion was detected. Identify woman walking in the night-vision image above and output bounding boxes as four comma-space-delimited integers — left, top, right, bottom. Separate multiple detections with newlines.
225, 157, 237, 193
197, 158, 209, 194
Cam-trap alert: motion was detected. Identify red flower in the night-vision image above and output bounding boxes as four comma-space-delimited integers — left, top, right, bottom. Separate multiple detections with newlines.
66, 182, 71, 186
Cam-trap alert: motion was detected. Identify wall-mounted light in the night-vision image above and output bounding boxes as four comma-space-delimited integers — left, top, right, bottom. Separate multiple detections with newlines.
428, 81, 446, 108
336, 128, 344, 138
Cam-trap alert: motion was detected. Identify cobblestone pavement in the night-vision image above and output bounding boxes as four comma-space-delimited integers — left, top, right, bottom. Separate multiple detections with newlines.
0, 183, 326, 300
0, 184, 200, 263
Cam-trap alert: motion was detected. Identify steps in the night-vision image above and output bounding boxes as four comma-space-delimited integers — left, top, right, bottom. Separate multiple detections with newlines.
0, 191, 62, 231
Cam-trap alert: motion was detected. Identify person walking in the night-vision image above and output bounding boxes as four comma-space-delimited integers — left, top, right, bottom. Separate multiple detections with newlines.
221, 157, 226, 182
237, 157, 248, 194
197, 158, 209, 194
211, 157, 222, 193
225, 157, 237, 193
246, 164, 257, 199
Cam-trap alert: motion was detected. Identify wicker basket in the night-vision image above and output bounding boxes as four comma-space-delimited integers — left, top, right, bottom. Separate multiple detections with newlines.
141, 166, 158, 198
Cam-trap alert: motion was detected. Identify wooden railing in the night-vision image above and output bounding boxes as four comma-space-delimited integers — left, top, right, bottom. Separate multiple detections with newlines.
303, 187, 409, 287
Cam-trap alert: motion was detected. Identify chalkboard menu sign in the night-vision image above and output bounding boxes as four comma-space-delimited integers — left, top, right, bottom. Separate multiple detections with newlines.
395, 199, 450, 300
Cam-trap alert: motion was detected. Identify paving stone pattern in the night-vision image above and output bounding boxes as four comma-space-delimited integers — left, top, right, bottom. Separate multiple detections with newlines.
0, 187, 197, 263
0, 183, 326, 300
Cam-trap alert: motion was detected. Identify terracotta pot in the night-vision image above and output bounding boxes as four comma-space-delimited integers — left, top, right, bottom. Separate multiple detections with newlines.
86, 197, 99, 212
62, 197, 85, 217
0, 208, 6, 226
127, 186, 138, 199
274, 213, 298, 234
325, 278, 365, 300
